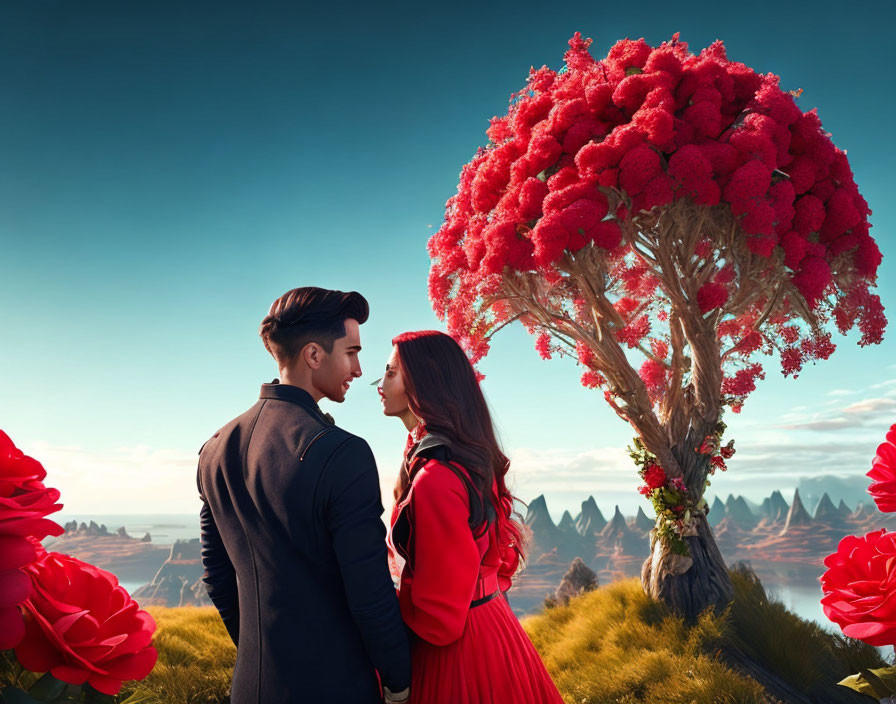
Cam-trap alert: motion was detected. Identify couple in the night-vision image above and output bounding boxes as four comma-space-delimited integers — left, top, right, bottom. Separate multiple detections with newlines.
197, 286, 564, 704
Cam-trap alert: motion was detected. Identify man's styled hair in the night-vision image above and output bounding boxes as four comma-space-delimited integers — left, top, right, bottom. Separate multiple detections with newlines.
259, 287, 369, 362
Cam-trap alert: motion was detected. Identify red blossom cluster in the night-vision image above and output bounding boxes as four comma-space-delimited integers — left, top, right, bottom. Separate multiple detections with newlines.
0, 429, 157, 695
428, 31, 885, 416
694, 431, 735, 474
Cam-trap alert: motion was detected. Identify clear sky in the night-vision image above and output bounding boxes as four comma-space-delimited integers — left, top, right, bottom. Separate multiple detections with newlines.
1, 0, 894, 519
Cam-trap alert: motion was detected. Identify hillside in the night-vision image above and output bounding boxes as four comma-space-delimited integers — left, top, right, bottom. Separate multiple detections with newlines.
2, 569, 881, 703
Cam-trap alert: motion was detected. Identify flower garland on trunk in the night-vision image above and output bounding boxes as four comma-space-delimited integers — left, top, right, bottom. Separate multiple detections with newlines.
630, 415, 734, 556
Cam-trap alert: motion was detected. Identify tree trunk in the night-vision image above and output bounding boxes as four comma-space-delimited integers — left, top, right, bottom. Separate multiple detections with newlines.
640, 512, 733, 620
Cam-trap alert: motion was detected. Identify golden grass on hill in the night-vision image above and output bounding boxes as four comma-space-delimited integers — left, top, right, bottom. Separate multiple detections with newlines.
523, 579, 767, 704
522, 572, 886, 704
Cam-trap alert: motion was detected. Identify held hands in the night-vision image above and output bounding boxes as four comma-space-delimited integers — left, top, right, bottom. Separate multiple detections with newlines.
383, 685, 410, 703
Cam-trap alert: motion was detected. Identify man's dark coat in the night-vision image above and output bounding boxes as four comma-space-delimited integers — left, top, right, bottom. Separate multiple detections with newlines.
197, 382, 411, 703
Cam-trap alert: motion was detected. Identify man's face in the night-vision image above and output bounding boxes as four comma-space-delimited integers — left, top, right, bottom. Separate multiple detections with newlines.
312, 318, 362, 403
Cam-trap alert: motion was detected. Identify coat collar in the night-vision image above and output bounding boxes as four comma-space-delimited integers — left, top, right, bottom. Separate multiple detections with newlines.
259, 381, 335, 425
406, 431, 453, 465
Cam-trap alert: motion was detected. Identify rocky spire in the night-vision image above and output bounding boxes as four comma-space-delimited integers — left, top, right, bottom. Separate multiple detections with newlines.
766, 490, 789, 523
725, 495, 757, 528
780, 489, 812, 535
633, 506, 654, 534
525, 495, 558, 533
708, 496, 727, 527
812, 492, 839, 521
553, 557, 599, 606
600, 505, 630, 537
576, 496, 607, 536
525, 494, 560, 555
837, 498, 852, 517
558, 510, 577, 532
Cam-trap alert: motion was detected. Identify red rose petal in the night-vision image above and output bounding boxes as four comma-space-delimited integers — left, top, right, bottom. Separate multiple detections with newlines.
15, 613, 62, 673
0, 568, 32, 607
0, 605, 25, 649
86, 673, 124, 696
50, 664, 90, 686
0, 535, 38, 570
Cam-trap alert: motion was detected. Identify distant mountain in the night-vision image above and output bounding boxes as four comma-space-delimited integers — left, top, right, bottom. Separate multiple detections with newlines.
525, 494, 560, 553
780, 489, 812, 535
632, 507, 654, 535
812, 493, 844, 524
708, 496, 727, 527
599, 506, 643, 554
797, 475, 875, 515
725, 495, 757, 528
576, 496, 607, 536
837, 499, 852, 517
509, 489, 896, 616
558, 510, 577, 533
758, 490, 789, 525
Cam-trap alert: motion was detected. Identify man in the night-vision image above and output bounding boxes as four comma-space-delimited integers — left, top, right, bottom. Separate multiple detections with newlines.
197, 286, 411, 703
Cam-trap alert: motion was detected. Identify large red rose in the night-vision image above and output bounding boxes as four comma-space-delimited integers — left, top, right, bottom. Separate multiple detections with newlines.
0, 430, 63, 539
0, 429, 47, 492
15, 552, 158, 695
820, 529, 896, 646
0, 430, 63, 649
867, 423, 896, 512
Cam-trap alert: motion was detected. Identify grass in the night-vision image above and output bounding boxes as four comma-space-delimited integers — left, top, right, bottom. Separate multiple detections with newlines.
2, 572, 887, 703
117, 607, 235, 704
522, 570, 888, 704
523, 580, 768, 704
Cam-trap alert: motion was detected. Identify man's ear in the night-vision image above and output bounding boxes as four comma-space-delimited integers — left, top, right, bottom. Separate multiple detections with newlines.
302, 342, 324, 369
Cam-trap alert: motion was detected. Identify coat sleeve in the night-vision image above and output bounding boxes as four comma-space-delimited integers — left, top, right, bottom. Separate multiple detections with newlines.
323, 436, 411, 693
399, 464, 480, 646
197, 466, 239, 646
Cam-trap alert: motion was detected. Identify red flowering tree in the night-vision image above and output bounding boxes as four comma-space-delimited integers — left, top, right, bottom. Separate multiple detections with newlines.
428, 33, 886, 617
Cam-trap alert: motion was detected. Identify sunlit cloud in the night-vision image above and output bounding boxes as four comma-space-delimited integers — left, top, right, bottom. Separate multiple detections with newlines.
778, 397, 896, 431
29, 442, 198, 514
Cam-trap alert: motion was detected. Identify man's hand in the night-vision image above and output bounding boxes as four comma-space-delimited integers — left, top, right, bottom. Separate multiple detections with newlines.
383, 685, 410, 703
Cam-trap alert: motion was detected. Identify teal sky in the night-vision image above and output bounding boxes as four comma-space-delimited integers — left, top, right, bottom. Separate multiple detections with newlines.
1, 1, 894, 518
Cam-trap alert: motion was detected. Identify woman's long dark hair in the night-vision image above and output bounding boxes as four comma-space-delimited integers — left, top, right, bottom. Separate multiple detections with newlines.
392, 330, 526, 564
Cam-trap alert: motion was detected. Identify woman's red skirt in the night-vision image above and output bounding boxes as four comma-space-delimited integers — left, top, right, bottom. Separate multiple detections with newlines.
407, 594, 564, 704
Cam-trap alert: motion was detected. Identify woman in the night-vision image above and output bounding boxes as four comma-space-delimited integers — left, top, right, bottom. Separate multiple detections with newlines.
379, 330, 564, 704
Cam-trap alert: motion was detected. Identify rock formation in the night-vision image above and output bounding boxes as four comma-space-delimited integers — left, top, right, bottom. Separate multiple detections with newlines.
132, 539, 210, 607
812, 493, 842, 523
780, 489, 813, 535
558, 510, 577, 532
758, 490, 789, 525
725, 495, 757, 528
708, 496, 727, 527
632, 506, 654, 535
552, 558, 598, 606
575, 496, 607, 536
